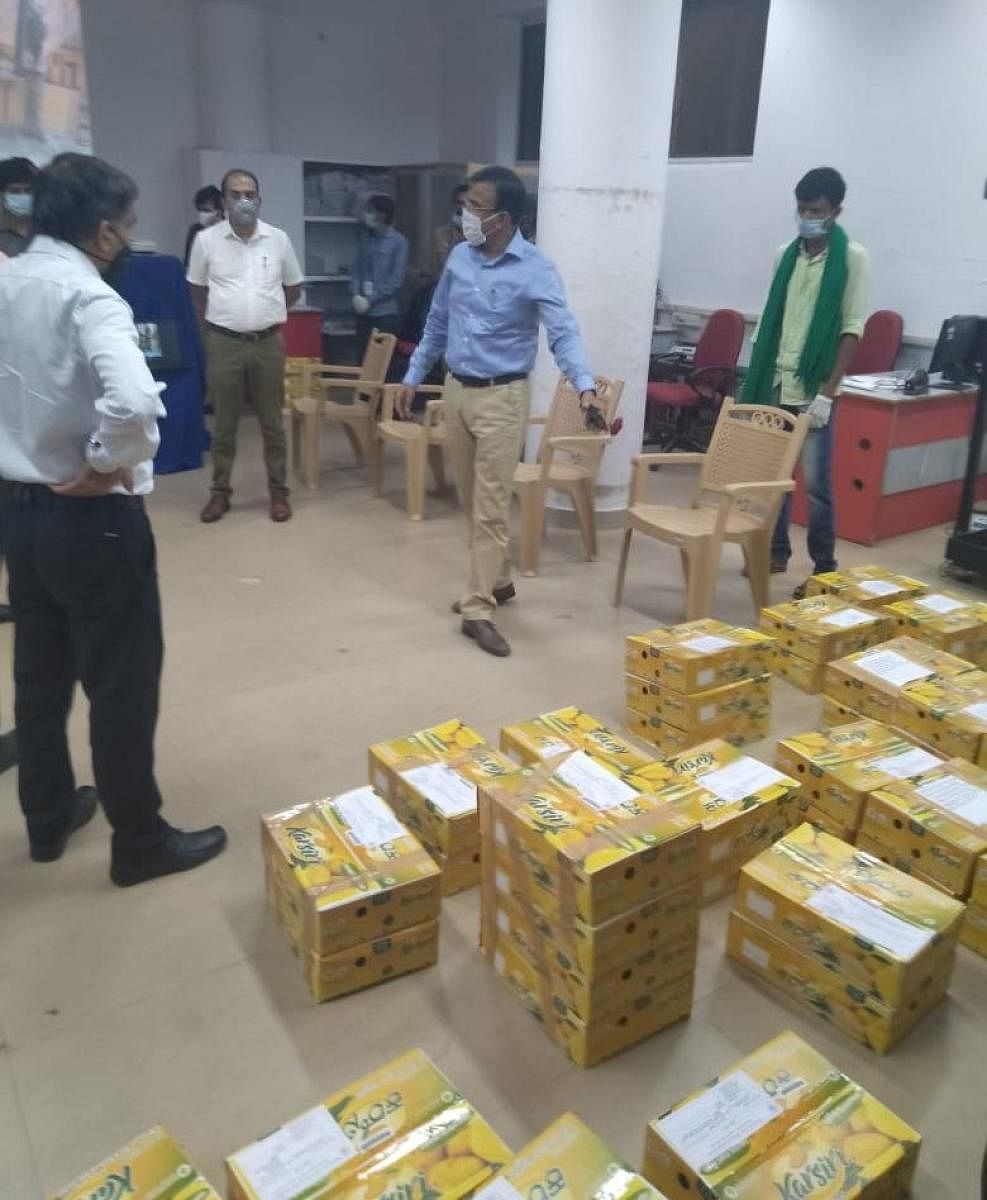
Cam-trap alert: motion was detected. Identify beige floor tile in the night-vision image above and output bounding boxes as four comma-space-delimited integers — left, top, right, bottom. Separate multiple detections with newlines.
0, 1053, 39, 1200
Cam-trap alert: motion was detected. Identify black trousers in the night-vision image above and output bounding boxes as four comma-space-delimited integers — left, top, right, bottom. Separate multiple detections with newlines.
355, 312, 401, 364
5, 486, 166, 851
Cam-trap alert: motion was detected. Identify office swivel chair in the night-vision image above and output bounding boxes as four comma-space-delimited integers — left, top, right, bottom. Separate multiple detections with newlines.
849, 309, 904, 374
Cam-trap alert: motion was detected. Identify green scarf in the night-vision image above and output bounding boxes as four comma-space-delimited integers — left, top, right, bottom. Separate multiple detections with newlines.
741, 223, 849, 405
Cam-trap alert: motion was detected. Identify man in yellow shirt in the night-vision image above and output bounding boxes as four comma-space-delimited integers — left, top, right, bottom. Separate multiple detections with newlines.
743, 167, 869, 597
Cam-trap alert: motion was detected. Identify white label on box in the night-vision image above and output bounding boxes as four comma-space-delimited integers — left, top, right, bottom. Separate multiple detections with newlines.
745, 889, 775, 922
496, 909, 510, 934
495, 868, 510, 895
820, 607, 874, 629
699, 703, 719, 723
918, 774, 987, 828
681, 634, 735, 654
700, 756, 788, 803
401, 763, 477, 817
697, 667, 716, 688
806, 882, 935, 959
495, 820, 508, 846
330, 788, 407, 847
916, 593, 967, 615
866, 747, 941, 780
537, 738, 573, 759
962, 701, 987, 722
554, 750, 638, 810
855, 649, 934, 688
475, 1180, 525, 1200
709, 839, 730, 863
858, 579, 901, 597
741, 938, 771, 970
655, 1070, 783, 1175
494, 950, 505, 974
232, 1106, 357, 1200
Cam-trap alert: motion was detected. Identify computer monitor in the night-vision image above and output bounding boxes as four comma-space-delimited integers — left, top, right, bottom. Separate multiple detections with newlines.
929, 315, 987, 384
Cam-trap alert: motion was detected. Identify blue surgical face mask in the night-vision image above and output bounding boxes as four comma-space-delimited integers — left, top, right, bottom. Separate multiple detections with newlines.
3, 191, 32, 219
363, 212, 380, 231
797, 213, 830, 240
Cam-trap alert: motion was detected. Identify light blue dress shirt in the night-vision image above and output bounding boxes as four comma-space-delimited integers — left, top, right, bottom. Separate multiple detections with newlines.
351, 225, 408, 318
404, 231, 594, 392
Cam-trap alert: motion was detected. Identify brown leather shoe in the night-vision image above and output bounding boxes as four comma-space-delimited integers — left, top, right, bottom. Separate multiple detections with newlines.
461, 619, 511, 657
451, 582, 516, 614
200, 493, 230, 523
270, 494, 292, 522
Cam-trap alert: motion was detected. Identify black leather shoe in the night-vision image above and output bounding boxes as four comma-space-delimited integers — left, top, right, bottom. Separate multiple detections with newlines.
30, 786, 100, 863
451, 583, 516, 614
110, 825, 228, 887
0, 603, 13, 624
0, 729, 16, 776
461, 619, 511, 657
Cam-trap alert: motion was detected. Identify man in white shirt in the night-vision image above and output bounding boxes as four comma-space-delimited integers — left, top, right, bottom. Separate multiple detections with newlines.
0, 152, 227, 886
187, 169, 303, 523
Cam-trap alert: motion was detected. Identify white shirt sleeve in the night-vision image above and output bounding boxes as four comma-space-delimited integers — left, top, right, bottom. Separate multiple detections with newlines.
74, 291, 167, 473
186, 229, 209, 286
281, 233, 303, 287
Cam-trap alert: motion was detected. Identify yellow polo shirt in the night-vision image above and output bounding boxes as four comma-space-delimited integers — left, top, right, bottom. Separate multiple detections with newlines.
757, 239, 870, 407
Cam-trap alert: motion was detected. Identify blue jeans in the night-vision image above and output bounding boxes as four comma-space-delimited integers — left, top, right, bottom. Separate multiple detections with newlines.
771, 408, 836, 573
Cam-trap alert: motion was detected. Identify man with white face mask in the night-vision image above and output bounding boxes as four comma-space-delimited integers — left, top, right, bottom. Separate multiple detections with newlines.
187, 168, 303, 524
0, 157, 38, 258
183, 183, 223, 268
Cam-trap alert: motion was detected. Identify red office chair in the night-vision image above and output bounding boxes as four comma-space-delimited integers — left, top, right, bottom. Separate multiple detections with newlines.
645, 308, 745, 451
849, 309, 903, 374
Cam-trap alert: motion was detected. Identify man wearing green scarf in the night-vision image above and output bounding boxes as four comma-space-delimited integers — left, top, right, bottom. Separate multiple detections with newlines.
742, 167, 869, 596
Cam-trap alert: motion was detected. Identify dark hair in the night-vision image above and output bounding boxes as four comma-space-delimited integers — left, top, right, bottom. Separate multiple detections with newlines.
795, 167, 846, 208
468, 165, 526, 225
32, 153, 137, 244
367, 194, 395, 223
0, 156, 39, 190
221, 167, 260, 196
451, 182, 468, 203
195, 184, 223, 209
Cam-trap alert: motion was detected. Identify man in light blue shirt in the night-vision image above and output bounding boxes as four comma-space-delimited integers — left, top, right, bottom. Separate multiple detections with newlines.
395, 165, 597, 658
351, 193, 408, 360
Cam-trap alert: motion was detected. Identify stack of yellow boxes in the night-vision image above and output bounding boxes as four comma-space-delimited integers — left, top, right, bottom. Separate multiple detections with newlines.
51, 1127, 222, 1200
262, 789, 442, 1002
775, 720, 943, 841
642, 1030, 922, 1199
964, 856, 987, 957
631, 738, 804, 903
501, 704, 655, 770
727, 823, 966, 1052
480, 1113, 669, 1199
479, 749, 700, 1066
624, 620, 775, 753
369, 718, 516, 893
882, 588, 987, 666
805, 563, 927, 607
227, 1049, 512, 1199
762, 594, 892, 694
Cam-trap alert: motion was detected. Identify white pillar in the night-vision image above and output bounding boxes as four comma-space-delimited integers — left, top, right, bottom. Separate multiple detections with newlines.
533, 0, 681, 511
195, 0, 273, 152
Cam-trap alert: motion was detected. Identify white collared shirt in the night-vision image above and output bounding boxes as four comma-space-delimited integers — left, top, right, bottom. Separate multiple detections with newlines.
0, 236, 166, 495
186, 218, 303, 333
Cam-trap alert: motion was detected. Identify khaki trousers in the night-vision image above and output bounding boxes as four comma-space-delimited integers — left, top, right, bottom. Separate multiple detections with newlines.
206, 329, 288, 496
444, 375, 529, 621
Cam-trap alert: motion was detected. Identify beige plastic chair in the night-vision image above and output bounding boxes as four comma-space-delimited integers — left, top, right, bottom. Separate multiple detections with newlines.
291, 329, 396, 490
375, 384, 449, 520
283, 356, 319, 473
513, 374, 624, 576
613, 399, 810, 619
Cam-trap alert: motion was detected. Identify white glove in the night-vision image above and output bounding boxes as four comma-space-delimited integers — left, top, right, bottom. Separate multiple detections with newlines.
807, 393, 833, 430
352, 294, 370, 315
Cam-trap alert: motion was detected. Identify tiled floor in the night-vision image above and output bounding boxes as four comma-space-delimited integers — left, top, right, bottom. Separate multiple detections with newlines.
1, 423, 985, 1198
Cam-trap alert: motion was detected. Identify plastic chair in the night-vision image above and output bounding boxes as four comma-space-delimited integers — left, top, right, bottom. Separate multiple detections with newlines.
646, 308, 745, 450
291, 330, 396, 490
283, 356, 320, 472
614, 399, 809, 619
849, 309, 903, 374
375, 384, 449, 520
514, 375, 624, 576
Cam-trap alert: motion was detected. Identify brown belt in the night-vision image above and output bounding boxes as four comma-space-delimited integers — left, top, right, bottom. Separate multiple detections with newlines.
207, 323, 280, 342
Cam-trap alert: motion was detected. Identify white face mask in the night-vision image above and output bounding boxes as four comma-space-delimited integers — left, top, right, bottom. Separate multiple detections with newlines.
4, 192, 32, 219
461, 208, 498, 248
197, 209, 219, 227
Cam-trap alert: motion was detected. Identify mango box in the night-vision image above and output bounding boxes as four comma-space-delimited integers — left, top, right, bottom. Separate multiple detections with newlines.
368, 718, 486, 805
973, 854, 987, 908
50, 1126, 221, 1200
735, 822, 965, 1006
727, 909, 952, 1056
480, 1113, 668, 1200
625, 672, 772, 729
823, 636, 975, 723
625, 704, 769, 756
804, 803, 857, 842
822, 694, 867, 728
883, 591, 987, 666
816, 743, 946, 835
499, 705, 656, 773
261, 791, 442, 958
960, 901, 987, 957
300, 918, 439, 1004
860, 758, 987, 898
626, 619, 775, 693
479, 751, 699, 926
806, 565, 927, 609
762, 595, 893, 665
895, 670, 987, 765
227, 1048, 511, 1200
854, 833, 947, 893
772, 648, 828, 694
643, 1028, 921, 1199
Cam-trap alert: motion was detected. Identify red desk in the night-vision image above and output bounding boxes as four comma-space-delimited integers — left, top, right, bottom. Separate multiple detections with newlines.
792, 381, 987, 545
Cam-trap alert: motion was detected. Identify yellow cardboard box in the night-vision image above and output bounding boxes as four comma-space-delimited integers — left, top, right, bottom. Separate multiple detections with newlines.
499, 705, 655, 771
625, 619, 775, 693
960, 901, 987, 957
302, 919, 439, 1003
761, 595, 892, 664
883, 591, 987, 666
895, 670, 987, 764
50, 1127, 221, 1200
823, 636, 974, 723
818, 743, 945, 835
625, 703, 769, 755
261, 791, 441, 958
822, 694, 867, 727
806, 564, 927, 608
727, 910, 951, 1055
854, 833, 947, 892
860, 759, 987, 897
368, 718, 486, 804
735, 822, 965, 1005
773, 648, 828, 694
973, 853, 987, 908
804, 803, 856, 842
227, 1049, 511, 1200
482, 1113, 668, 1199
625, 673, 771, 729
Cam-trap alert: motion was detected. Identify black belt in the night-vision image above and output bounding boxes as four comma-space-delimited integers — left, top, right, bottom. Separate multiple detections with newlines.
207, 323, 280, 342
10, 481, 144, 510
451, 371, 528, 389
